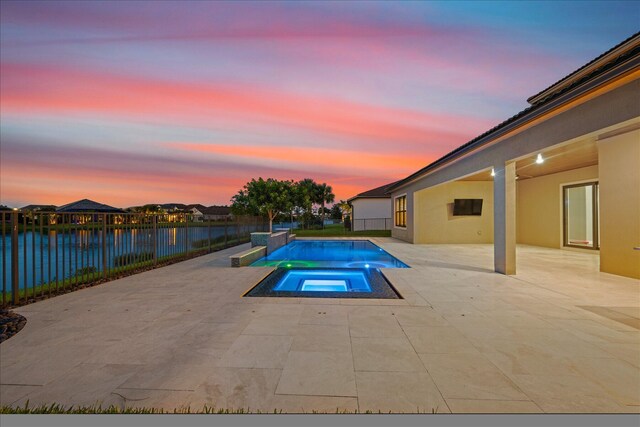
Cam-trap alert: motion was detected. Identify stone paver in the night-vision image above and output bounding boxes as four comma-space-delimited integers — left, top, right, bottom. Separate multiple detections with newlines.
276, 351, 357, 397
355, 371, 449, 413
1, 241, 639, 413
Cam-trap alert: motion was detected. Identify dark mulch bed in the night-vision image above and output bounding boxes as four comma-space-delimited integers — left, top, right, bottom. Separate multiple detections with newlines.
0, 310, 27, 343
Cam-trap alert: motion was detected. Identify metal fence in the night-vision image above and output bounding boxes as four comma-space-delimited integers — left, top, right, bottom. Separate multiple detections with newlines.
351, 218, 392, 231
0, 211, 267, 306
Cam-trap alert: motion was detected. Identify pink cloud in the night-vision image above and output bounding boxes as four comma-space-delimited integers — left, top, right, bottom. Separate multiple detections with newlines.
1, 62, 492, 148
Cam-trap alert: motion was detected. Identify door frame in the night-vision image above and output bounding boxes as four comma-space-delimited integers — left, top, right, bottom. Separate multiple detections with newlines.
562, 181, 599, 250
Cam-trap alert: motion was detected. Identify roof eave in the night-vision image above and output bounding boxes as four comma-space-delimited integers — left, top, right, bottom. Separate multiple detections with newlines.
347, 195, 391, 203
388, 55, 640, 194
527, 32, 640, 105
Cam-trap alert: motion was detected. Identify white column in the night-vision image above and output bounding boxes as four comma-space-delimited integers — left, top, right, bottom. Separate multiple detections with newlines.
494, 162, 516, 275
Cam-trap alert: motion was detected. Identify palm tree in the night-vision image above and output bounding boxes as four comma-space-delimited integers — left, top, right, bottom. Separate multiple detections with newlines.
317, 183, 335, 229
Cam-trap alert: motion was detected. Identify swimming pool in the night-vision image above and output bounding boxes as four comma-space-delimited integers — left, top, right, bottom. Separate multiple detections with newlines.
250, 240, 409, 269
245, 240, 407, 299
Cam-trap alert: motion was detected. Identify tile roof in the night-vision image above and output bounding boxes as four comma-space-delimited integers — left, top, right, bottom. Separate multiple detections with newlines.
56, 199, 124, 213
202, 206, 231, 215
347, 181, 398, 202
528, 32, 640, 105
185, 204, 208, 212
20, 204, 57, 211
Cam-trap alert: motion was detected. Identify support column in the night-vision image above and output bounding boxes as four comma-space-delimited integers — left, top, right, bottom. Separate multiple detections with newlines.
494, 162, 516, 275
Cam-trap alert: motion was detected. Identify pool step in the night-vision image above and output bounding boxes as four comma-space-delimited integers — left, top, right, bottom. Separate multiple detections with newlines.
230, 246, 267, 267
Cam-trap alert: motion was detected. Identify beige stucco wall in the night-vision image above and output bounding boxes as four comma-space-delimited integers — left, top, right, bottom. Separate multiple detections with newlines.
414, 181, 494, 244
516, 165, 599, 248
597, 129, 640, 279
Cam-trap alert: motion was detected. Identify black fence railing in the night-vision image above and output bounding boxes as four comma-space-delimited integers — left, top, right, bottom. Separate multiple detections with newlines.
351, 218, 392, 231
0, 212, 267, 306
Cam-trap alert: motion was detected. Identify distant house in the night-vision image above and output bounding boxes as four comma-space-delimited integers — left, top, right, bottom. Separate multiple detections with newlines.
54, 199, 124, 224
347, 182, 397, 231
185, 204, 207, 222
56, 199, 124, 213
0, 206, 13, 222
201, 206, 232, 221
18, 204, 58, 224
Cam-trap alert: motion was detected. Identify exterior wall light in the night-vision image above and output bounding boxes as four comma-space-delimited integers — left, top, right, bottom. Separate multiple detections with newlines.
490, 168, 495, 177
536, 153, 544, 164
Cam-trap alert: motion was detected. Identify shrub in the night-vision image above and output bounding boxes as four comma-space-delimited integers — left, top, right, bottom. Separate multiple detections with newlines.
191, 235, 226, 249
74, 267, 97, 277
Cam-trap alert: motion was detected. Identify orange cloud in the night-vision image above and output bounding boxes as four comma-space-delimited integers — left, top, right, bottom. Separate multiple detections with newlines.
165, 142, 430, 175
1, 139, 399, 207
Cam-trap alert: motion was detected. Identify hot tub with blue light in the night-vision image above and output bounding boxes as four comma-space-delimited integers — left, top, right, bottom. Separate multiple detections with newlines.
244, 240, 407, 299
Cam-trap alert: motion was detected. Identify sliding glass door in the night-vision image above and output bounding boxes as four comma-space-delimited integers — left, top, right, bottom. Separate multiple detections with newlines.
563, 182, 599, 249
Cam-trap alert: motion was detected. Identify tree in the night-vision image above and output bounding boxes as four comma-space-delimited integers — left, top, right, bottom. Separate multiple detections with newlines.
316, 183, 335, 228
295, 178, 319, 229
330, 204, 342, 221
141, 204, 161, 214
230, 178, 294, 232
230, 189, 257, 216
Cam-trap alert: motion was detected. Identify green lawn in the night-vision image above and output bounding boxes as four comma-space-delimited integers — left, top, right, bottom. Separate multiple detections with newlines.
0, 402, 383, 414
292, 223, 391, 237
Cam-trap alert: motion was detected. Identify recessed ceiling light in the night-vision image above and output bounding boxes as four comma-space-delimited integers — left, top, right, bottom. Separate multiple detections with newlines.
536, 153, 544, 164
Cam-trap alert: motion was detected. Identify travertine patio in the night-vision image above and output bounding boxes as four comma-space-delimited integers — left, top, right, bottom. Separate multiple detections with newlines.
1, 238, 638, 413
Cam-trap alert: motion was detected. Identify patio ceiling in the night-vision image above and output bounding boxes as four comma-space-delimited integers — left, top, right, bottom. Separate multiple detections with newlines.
458, 138, 599, 182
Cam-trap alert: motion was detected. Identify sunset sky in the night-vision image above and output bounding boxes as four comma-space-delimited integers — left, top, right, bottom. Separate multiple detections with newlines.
1, 1, 638, 208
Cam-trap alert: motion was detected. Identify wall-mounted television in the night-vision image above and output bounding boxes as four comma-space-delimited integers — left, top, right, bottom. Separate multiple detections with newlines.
453, 199, 483, 216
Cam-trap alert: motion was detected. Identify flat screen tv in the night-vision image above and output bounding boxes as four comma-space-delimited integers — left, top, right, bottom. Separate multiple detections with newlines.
453, 199, 483, 216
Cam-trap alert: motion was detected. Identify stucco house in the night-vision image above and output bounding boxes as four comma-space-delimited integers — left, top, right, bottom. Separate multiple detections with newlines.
185, 204, 207, 222
347, 182, 397, 231
184, 204, 232, 221
388, 33, 639, 279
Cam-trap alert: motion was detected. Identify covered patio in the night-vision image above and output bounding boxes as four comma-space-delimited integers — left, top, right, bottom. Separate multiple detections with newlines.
1, 238, 638, 413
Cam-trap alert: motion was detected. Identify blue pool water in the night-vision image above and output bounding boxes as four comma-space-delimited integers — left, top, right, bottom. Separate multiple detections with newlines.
273, 270, 371, 292
250, 240, 409, 269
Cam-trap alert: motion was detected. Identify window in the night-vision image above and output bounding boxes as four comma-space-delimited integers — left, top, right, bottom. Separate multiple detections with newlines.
394, 195, 406, 227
